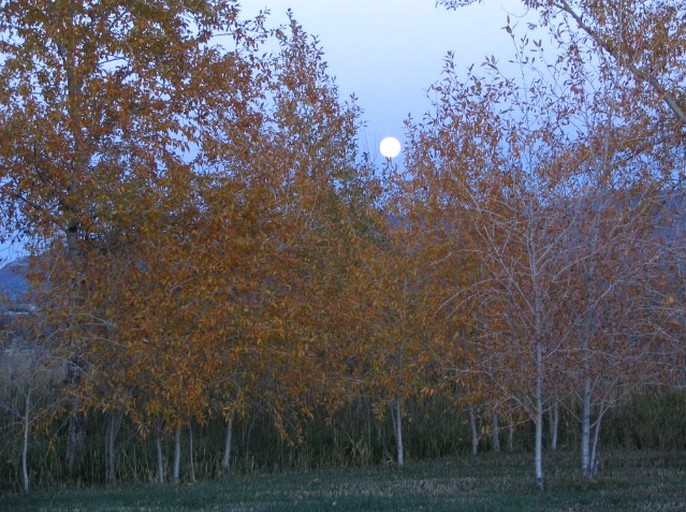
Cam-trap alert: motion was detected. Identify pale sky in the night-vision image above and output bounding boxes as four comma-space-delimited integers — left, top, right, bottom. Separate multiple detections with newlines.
243, 0, 531, 160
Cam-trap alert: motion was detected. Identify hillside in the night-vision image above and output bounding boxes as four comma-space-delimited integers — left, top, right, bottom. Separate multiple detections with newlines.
0, 257, 29, 301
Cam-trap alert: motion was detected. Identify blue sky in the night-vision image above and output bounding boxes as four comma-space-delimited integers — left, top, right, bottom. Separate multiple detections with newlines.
243, 0, 530, 162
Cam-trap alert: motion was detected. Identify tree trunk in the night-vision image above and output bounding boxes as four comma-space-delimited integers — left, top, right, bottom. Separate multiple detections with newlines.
21, 388, 31, 494
221, 409, 236, 473
581, 375, 594, 480
468, 403, 478, 456
366, 398, 373, 456
63, 26, 88, 476
188, 423, 196, 483
390, 397, 404, 468
581, 377, 601, 481
491, 408, 501, 453
535, 341, 546, 492
589, 412, 602, 480
155, 418, 164, 484
65, 386, 86, 479
105, 410, 123, 486
508, 420, 515, 451
173, 427, 182, 484
549, 399, 559, 452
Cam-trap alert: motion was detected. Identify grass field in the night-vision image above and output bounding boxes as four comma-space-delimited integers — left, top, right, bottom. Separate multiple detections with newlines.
2, 450, 685, 511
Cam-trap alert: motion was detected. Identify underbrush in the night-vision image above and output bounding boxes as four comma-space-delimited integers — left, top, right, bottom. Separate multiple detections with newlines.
1, 390, 686, 492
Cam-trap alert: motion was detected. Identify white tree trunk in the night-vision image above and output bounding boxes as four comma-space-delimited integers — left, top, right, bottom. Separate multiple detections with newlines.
390, 397, 404, 468
21, 389, 31, 494
590, 412, 602, 480
535, 406, 545, 491
468, 403, 478, 456
173, 427, 182, 484
580, 376, 591, 476
535, 340, 546, 492
508, 421, 515, 451
549, 399, 559, 452
188, 423, 196, 483
491, 408, 500, 453
155, 418, 164, 484
221, 409, 236, 473
580, 375, 596, 480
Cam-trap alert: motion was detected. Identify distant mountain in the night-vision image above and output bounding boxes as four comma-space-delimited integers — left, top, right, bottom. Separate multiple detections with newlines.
0, 257, 29, 301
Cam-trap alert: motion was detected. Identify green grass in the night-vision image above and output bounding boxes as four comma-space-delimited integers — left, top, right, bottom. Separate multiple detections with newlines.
2, 451, 686, 511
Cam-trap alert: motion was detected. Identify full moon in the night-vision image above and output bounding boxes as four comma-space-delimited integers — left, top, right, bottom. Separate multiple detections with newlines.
379, 136, 401, 159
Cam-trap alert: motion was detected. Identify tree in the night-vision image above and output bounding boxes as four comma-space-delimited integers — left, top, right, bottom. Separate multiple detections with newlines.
405, 0, 686, 482
403, 47, 565, 489
0, 0, 269, 476
192, 13, 377, 466
0, 303, 65, 493
550, 132, 667, 480
435, 0, 686, 157
27, 9, 377, 484
342, 209, 438, 468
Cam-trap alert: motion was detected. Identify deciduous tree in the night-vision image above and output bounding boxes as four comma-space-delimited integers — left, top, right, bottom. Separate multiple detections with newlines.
435, 0, 686, 159
0, 0, 269, 476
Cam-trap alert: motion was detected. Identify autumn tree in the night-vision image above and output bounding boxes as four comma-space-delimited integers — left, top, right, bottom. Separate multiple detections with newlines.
342, 202, 441, 468
436, 0, 686, 159
431, 0, 685, 483
40, 9, 378, 484
649, 192, 686, 394
193, 13, 378, 466
0, 305, 66, 493
407, 0, 686, 484
552, 137, 670, 480
402, 1, 685, 480
0, 0, 281, 477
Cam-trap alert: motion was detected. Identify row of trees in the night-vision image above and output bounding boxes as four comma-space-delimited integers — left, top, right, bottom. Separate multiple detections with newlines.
429, 0, 686, 489
1, 0, 685, 493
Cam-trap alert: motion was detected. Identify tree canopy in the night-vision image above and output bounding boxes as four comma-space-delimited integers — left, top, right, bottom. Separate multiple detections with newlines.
1, 0, 685, 493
